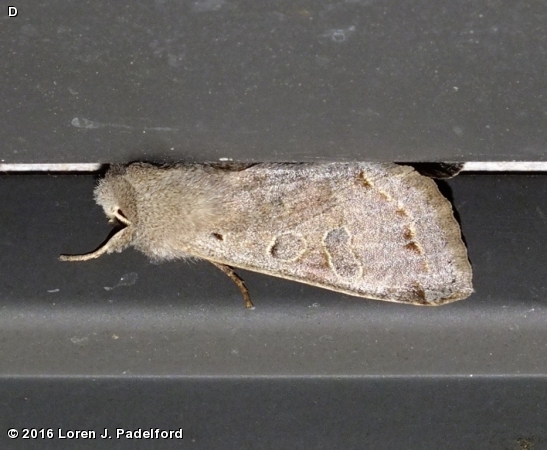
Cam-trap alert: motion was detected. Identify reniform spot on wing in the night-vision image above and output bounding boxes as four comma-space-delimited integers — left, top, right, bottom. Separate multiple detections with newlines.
323, 227, 362, 280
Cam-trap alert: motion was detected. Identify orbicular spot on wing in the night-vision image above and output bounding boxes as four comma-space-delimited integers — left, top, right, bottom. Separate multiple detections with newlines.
268, 232, 306, 262
323, 227, 362, 280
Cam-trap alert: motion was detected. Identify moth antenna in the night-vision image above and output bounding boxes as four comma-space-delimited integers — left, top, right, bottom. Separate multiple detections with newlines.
210, 262, 255, 309
59, 228, 129, 262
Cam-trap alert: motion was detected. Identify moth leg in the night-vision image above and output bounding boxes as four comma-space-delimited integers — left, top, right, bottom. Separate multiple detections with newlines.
210, 262, 254, 309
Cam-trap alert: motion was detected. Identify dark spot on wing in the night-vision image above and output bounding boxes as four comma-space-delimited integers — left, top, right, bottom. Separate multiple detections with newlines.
404, 242, 423, 255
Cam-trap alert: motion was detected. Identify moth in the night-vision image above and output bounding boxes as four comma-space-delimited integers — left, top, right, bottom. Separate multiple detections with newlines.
60, 162, 473, 307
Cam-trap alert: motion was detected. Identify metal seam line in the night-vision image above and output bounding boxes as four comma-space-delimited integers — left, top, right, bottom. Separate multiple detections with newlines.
0, 162, 546, 172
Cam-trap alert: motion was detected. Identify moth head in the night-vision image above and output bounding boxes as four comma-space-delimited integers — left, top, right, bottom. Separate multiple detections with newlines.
94, 170, 138, 228
59, 166, 137, 262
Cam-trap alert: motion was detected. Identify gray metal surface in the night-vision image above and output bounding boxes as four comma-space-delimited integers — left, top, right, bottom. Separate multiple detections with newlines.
2, 1, 547, 163
2, 1, 547, 446
0, 173, 545, 377
1, 377, 545, 450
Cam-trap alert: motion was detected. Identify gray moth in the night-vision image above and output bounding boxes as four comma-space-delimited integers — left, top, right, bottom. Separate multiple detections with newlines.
60, 162, 473, 307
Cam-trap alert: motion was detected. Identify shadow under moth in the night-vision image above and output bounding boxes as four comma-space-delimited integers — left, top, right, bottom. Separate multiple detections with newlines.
60, 162, 473, 308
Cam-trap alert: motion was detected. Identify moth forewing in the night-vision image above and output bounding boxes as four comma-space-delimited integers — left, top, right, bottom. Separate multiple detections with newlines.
60, 162, 473, 307
179, 163, 472, 305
